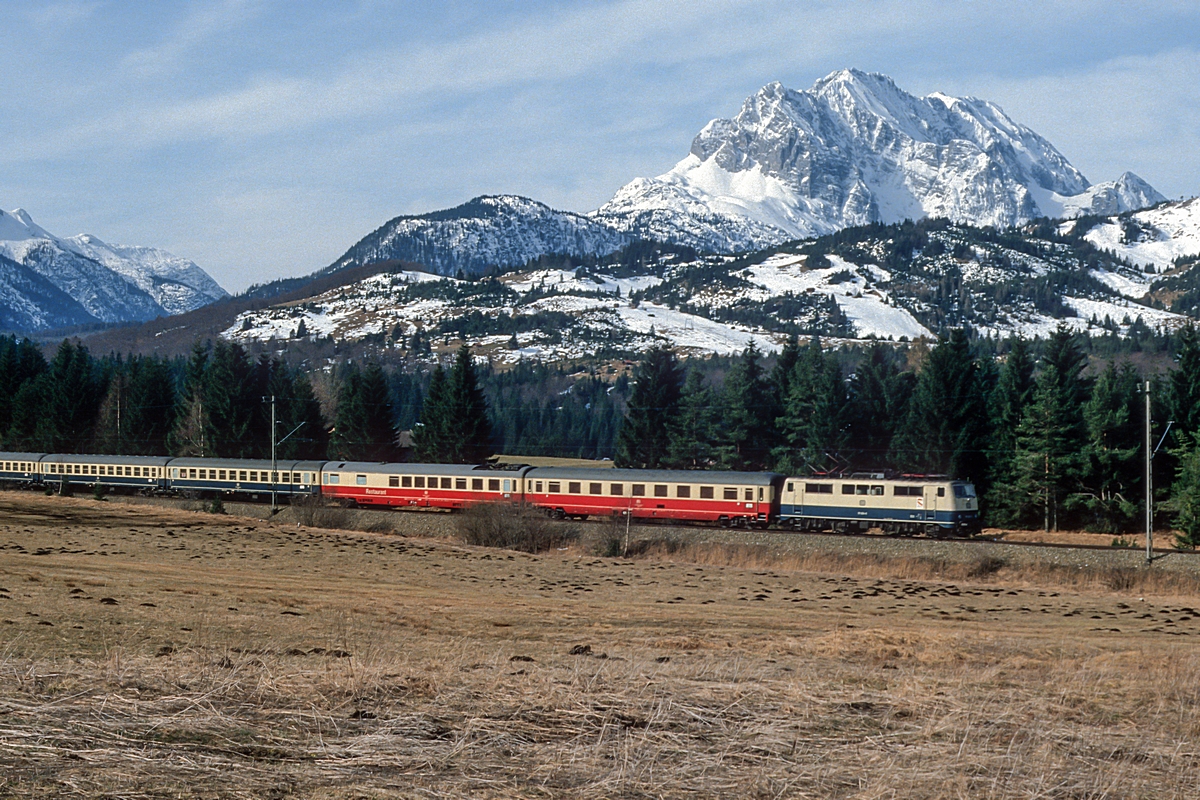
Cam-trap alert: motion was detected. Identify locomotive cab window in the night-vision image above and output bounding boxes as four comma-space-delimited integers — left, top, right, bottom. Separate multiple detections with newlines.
953, 484, 975, 498
937, 487, 945, 497
700, 486, 713, 499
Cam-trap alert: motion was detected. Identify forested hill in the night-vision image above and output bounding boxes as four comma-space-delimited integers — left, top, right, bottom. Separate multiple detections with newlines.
218, 216, 1194, 367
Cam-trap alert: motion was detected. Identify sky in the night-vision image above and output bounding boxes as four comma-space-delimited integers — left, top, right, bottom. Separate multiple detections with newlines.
2, 1, 1199, 293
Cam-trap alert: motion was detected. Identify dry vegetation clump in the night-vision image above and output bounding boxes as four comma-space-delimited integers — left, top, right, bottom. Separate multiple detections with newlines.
289, 492, 357, 530
455, 501, 578, 552
623, 536, 1200, 596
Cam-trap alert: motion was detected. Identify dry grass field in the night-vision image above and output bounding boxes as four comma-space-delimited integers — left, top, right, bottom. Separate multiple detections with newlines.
2, 492, 1200, 799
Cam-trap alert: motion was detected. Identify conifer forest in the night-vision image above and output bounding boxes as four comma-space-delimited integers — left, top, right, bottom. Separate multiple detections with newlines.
5, 324, 1200, 542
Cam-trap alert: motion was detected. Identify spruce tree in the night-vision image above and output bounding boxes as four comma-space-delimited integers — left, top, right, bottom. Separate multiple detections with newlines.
717, 342, 772, 471
170, 341, 213, 456
984, 338, 1036, 526
357, 362, 398, 461
891, 329, 987, 480
844, 343, 912, 471
667, 370, 720, 468
446, 345, 492, 463
1073, 361, 1141, 532
288, 371, 329, 460
1171, 432, 1200, 549
203, 341, 257, 458
773, 337, 848, 474
1169, 323, 1200, 441
614, 347, 683, 469
1010, 326, 1091, 531
413, 364, 451, 462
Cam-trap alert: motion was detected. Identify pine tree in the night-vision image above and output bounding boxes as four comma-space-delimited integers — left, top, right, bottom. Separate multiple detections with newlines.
717, 342, 772, 471
891, 329, 987, 480
125, 356, 178, 455
984, 338, 1036, 526
1072, 361, 1141, 532
287, 371, 329, 460
413, 364, 451, 462
1171, 432, 1200, 549
614, 347, 683, 469
1010, 326, 1091, 531
773, 337, 848, 474
446, 345, 492, 463
844, 343, 912, 471
667, 370, 720, 468
170, 341, 213, 456
39, 340, 105, 452
203, 341, 258, 458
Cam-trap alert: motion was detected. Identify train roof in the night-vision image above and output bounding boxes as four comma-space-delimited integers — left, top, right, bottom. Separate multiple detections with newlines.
325, 462, 530, 477
167, 458, 327, 471
41, 453, 172, 466
525, 467, 783, 485
0, 452, 46, 461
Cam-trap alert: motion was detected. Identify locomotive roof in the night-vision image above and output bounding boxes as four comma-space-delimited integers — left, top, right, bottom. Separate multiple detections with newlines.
790, 475, 967, 484
326, 462, 532, 477
168, 458, 327, 471
41, 454, 172, 465
525, 467, 782, 485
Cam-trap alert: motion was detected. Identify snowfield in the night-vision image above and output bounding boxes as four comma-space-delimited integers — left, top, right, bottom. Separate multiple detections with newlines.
1083, 198, 1200, 270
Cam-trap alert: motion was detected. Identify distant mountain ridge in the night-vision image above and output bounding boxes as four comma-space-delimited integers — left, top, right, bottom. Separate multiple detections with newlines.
0, 207, 227, 332
322, 69, 1167, 280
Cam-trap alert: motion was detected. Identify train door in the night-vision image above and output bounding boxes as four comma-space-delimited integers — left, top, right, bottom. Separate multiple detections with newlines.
922, 485, 939, 521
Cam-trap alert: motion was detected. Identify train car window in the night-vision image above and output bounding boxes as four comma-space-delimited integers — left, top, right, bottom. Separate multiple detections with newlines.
744, 488, 754, 501
473, 478, 484, 490
215, 470, 223, 480
489, 479, 501, 491
272, 472, 279, 482
548, 482, 561, 493
534, 481, 543, 492
356, 475, 366, 485
389, 476, 399, 487
700, 486, 714, 499
632, 484, 645, 496
590, 483, 602, 495
759, 488, 764, 502
293, 473, 301, 483
841, 484, 854, 494
870, 485, 884, 495
503, 479, 512, 493
414, 477, 425, 488
328, 473, 339, 484
723, 488, 737, 500
569, 482, 581, 494
441, 477, 452, 489
654, 485, 668, 497
456, 478, 467, 490
198, 469, 207, 479
402, 476, 412, 487
611, 483, 623, 495
250, 470, 259, 481
937, 487, 945, 497
676, 485, 691, 498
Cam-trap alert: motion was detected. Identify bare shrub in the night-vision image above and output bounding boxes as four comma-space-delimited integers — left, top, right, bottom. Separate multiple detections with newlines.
456, 503, 577, 553
291, 494, 354, 530
967, 554, 1007, 578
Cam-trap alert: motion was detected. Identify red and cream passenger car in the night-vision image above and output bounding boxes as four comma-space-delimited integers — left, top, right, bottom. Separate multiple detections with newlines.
524, 467, 784, 526
320, 462, 528, 509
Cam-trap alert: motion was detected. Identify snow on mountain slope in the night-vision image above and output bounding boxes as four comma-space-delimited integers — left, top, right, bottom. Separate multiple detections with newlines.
326, 195, 633, 278
0, 251, 96, 331
0, 207, 227, 331
1083, 198, 1200, 270
597, 70, 1162, 250
64, 234, 228, 315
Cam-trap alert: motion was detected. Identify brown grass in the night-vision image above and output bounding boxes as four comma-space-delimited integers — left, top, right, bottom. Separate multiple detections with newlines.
3, 491, 1200, 798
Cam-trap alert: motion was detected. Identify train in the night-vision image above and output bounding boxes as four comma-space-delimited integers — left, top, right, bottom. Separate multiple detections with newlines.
0, 452, 980, 537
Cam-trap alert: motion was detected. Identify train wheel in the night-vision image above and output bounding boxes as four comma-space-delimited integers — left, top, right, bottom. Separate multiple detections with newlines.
718, 516, 730, 528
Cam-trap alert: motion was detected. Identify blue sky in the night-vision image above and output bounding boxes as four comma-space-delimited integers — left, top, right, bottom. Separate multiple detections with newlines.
2, 1, 1199, 292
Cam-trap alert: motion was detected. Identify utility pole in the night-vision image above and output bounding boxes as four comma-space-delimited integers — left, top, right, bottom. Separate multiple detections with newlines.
1145, 380, 1152, 566
270, 395, 277, 515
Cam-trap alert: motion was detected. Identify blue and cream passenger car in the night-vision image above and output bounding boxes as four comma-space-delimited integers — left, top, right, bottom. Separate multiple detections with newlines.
0, 452, 45, 485
166, 458, 325, 497
39, 454, 171, 491
780, 475, 979, 536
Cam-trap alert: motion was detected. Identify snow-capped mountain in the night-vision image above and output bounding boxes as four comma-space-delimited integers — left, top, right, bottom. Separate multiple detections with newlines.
324, 70, 1167, 280
598, 70, 1164, 250
0, 207, 227, 332
325, 195, 633, 278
